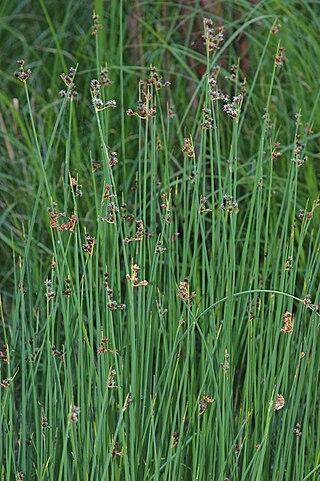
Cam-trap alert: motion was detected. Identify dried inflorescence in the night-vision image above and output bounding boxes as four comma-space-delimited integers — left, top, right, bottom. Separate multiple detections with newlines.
199, 395, 215, 415
284, 256, 293, 271
181, 137, 194, 157
0, 378, 12, 388
220, 195, 239, 214
291, 133, 307, 167
92, 11, 102, 36
70, 405, 80, 423
42, 416, 50, 429
82, 233, 96, 255
272, 142, 282, 160
280, 311, 294, 333
14, 59, 32, 82
103, 272, 126, 311
48, 204, 77, 232
223, 94, 243, 120
201, 109, 215, 130
109, 151, 118, 168
161, 192, 171, 224
90, 77, 116, 112
199, 196, 211, 215
167, 103, 176, 119
177, 279, 196, 303
0, 344, 9, 363
274, 394, 285, 411
293, 423, 302, 438
208, 66, 246, 122
62, 277, 72, 297
97, 337, 118, 356
127, 66, 170, 120
100, 67, 113, 86
101, 184, 119, 223
112, 442, 124, 457
60, 66, 77, 100
275, 46, 286, 68
220, 351, 230, 372
139, 66, 171, 91
302, 294, 319, 313
26, 345, 39, 362
126, 263, 148, 287
48, 203, 65, 228
172, 431, 179, 448
52, 345, 64, 362
127, 90, 156, 120
107, 367, 118, 389
123, 219, 146, 243
156, 241, 166, 253
271, 23, 282, 35
44, 279, 55, 301
71, 177, 83, 197
202, 18, 224, 52
59, 214, 77, 233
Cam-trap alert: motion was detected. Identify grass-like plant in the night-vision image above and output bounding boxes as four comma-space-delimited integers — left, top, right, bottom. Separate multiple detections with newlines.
0, 2, 319, 480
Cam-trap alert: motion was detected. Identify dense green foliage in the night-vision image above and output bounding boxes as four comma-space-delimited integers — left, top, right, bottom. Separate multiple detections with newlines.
0, 1, 319, 480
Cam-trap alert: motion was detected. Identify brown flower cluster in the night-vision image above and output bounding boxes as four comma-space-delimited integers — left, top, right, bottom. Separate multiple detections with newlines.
199, 395, 215, 415
107, 367, 118, 389
62, 277, 72, 297
52, 345, 64, 362
123, 219, 146, 243
274, 394, 285, 411
284, 256, 293, 271
60, 66, 77, 100
97, 337, 118, 356
82, 233, 96, 255
140, 66, 171, 91
220, 195, 239, 214
104, 272, 125, 311
0, 378, 12, 388
14, 59, 32, 82
44, 279, 55, 301
181, 137, 194, 157
48, 204, 77, 232
202, 19, 224, 52
100, 67, 113, 86
0, 344, 9, 363
126, 264, 148, 287
42, 416, 50, 429
271, 23, 281, 35
71, 177, 83, 197
280, 311, 294, 334
172, 431, 179, 448
177, 279, 196, 303
127, 90, 156, 120
272, 142, 282, 160
92, 11, 102, 36
220, 351, 230, 372
200, 196, 211, 215
302, 294, 319, 312
201, 108, 215, 130
208, 65, 247, 121
275, 46, 286, 68
90, 79, 116, 111
112, 442, 124, 457
70, 405, 80, 423
109, 151, 118, 168
161, 192, 171, 224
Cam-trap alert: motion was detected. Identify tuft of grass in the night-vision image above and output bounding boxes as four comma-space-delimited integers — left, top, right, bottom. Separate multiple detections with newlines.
0, 2, 319, 480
